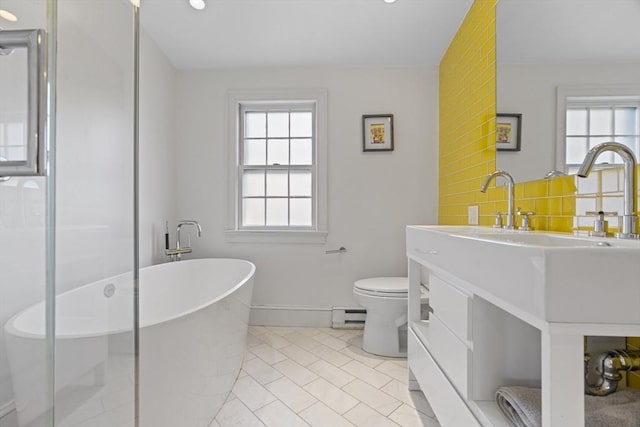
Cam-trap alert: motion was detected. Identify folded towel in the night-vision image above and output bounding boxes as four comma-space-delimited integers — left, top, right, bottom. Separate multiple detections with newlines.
496, 386, 640, 427
496, 386, 541, 427
587, 389, 640, 427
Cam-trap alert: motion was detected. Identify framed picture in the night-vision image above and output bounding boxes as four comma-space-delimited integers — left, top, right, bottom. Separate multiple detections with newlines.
496, 113, 522, 152
363, 114, 394, 152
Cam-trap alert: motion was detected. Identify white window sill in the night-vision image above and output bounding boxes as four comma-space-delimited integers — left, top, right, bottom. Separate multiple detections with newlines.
225, 230, 328, 244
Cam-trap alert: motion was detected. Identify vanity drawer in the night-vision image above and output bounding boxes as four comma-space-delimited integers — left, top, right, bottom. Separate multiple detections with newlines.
429, 275, 472, 342
409, 329, 480, 426
428, 314, 472, 398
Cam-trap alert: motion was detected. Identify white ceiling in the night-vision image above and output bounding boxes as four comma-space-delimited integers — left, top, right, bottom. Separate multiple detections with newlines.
497, 0, 640, 64
140, 0, 474, 69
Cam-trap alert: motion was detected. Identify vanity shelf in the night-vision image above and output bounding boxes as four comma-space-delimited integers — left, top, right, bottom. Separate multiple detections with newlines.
406, 225, 640, 427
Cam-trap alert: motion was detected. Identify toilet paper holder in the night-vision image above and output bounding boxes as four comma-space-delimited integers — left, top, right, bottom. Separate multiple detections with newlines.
325, 247, 347, 254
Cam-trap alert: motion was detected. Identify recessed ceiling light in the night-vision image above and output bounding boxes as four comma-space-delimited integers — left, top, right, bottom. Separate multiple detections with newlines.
0, 9, 18, 22
383, 0, 398, 3
189, 0, 206, 10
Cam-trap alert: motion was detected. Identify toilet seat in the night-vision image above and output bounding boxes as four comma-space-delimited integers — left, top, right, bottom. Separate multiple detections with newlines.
354, 277, 408, 298
353, 287, 407, 298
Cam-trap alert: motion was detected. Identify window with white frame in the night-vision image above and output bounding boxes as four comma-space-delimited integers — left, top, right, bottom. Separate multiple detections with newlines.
226, 90, 327, 243
562, 94, 640, 173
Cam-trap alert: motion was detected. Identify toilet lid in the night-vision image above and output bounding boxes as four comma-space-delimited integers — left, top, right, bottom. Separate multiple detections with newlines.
354, 277, 408, 294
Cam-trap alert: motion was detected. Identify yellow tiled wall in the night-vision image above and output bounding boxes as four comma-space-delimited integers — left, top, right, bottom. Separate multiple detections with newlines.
438, 0, 576, 230
482, 176, 576, 231
438, 0, 637, 387
438, 0, 497, 225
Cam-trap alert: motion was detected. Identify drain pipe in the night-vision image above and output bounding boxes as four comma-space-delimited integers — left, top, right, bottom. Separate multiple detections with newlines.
585, 349, 640, 396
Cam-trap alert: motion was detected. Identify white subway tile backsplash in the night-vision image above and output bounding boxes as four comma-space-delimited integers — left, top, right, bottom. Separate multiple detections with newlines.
602, 196, 624, 215
601, 168, 620, 193
576, 171, 600, 195
575, 197, 597, 215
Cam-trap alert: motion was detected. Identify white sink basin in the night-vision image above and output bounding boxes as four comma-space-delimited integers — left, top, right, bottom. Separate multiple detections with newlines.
407, 225, 640, 325
431, 227, 640, 248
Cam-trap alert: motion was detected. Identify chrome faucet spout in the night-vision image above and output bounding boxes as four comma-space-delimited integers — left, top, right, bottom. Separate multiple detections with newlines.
176, 220, 202, 250
165, 220, 203, 261
577, 142, 637, 238
481, 170, 515, 229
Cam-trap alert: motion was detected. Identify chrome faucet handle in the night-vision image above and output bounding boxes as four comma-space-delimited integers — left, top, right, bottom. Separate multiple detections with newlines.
585, 211, 619, 237
585, 211, 618, 217
516, 208, 535, 231
586, 211, 610, 237
493, 212, 504, 228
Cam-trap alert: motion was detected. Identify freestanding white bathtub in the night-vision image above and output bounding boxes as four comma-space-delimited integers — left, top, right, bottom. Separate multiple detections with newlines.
4, 258, 255, 427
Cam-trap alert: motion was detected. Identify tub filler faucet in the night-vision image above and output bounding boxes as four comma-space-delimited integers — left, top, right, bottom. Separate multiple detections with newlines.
577, 142, 638, 239
166, 220, 202, 261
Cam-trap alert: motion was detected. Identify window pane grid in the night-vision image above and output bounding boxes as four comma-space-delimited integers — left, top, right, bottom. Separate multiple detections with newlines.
565, 104, 640, 168
239, 104, 314, 228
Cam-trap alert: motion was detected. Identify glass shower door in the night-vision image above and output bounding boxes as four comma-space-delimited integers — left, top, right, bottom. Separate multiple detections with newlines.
0, 0, 139, 426
53, 1, 137, 426
0, 1, 52, 427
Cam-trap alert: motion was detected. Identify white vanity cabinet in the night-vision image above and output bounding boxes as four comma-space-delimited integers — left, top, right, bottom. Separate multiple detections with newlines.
406, 225, 640, 427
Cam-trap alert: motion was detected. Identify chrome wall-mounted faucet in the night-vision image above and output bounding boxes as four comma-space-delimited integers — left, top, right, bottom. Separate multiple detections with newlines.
577, 142, 637, 239
481, 170, 515, 229
165, 220, 202, 261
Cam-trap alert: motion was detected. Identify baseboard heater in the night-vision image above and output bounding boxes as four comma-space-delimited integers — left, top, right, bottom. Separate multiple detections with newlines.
332, 307, 366, 329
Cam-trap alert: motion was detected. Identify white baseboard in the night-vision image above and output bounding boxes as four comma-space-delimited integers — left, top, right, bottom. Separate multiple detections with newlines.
250, 305, 333, 327
0, 399, 15, 419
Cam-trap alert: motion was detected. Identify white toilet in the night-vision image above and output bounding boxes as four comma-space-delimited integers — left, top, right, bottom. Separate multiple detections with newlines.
353, 277, 414, 358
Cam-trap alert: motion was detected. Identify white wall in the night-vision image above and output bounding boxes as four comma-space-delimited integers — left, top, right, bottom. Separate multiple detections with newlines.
140, 31, 178, 267
175, 66, 438, 324
497, 63, 640, 183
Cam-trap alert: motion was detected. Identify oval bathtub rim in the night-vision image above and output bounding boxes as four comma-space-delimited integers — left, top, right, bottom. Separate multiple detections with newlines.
4, 258, 256, 340
141, 258, 256, 330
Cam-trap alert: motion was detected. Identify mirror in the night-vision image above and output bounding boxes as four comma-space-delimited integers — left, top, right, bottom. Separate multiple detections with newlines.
0, 29, 46, 177
496, 0, 640, 183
